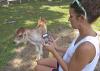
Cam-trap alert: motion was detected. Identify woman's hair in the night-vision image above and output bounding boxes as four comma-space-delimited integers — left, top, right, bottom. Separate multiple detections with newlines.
70, 0, 100, 24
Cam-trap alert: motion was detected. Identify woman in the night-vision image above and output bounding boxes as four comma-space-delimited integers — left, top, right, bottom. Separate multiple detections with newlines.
35, 0, 100, 71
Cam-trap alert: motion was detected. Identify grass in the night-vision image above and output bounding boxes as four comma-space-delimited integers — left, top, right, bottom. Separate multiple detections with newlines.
0, 0, 100, 69
93, 18, 100, 31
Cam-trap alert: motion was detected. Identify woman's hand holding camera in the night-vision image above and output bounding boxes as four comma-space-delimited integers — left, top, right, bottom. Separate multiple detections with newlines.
42, 35, 57, 53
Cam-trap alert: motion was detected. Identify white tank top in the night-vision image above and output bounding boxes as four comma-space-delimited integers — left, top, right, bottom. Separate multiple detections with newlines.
58, 34, 100, 71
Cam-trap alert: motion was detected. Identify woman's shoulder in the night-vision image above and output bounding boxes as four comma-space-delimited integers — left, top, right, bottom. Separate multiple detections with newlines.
75, 41, 96, 61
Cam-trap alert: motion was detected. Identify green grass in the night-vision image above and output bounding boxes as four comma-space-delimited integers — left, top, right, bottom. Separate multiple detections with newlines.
92, 18, 100, 31
0, 0, 100, 69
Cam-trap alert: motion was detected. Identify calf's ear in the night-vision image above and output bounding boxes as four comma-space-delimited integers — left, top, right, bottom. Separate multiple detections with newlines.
16, 27, 25, 34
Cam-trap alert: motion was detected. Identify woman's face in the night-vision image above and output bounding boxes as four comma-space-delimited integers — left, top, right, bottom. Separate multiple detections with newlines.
69, 8, 80, 29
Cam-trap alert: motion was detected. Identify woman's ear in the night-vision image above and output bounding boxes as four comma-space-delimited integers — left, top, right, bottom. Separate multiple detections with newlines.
78, 15, 86, 22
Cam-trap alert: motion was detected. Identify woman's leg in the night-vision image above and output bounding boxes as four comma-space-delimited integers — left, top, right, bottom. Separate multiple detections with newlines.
37, 58, 57, 68
35, 65, 52, 71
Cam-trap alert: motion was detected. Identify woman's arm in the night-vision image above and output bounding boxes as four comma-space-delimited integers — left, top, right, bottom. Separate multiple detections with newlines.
55, 47, 68, 53
55, 47, 68, 56
43, 42, 69, 71
67, 42, 95, 71
52, 49, 69, 71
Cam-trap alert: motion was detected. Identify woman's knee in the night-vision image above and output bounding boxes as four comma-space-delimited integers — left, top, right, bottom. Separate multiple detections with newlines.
35, 65, 51, 71
35, 65, 41, 71
37, 58, 50, 65
37, 59, 45, 65
37, 58, 57, 68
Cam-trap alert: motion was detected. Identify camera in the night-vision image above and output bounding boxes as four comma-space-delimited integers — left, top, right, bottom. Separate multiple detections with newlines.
42, 33, 49, 44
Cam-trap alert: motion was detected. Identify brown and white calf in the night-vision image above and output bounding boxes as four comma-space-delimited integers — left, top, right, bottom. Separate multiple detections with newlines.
14, 18, 48, 60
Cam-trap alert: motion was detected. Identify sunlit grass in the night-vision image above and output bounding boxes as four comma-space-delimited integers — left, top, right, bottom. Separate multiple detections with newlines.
92, 18, 100, 31
24, 20, 35, 25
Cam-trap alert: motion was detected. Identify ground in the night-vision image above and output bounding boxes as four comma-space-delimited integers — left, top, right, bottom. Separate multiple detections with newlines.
0, 25, 100, 71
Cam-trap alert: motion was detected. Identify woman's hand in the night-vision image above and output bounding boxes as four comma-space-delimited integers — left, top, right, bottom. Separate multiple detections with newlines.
42, 36, 57, 53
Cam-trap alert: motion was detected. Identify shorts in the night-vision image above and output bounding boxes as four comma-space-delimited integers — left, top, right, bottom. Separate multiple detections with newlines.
52, 68, 58, 71
51, 62, 59, 71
